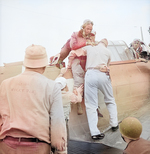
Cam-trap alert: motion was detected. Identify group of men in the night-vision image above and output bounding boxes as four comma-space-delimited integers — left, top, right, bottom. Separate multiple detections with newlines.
0, 23, 150, 154
0, 40, 150, 154
0, 36, 118, 154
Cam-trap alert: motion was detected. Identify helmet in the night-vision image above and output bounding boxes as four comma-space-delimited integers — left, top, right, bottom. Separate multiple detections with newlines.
24, 44, 48, 68
55, 77, 67, 90
119, 117, 142, 140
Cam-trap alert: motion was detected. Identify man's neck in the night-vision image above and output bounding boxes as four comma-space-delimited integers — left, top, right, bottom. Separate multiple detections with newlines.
25, 67, 46, 74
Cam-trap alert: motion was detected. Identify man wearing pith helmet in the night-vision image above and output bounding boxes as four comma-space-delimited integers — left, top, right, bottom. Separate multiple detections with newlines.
0, 44, 67, 154
119, 117, 150, 154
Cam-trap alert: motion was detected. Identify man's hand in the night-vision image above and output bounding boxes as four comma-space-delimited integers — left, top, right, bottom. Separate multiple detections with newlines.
50, 56, 54, 64
77, 84, 84, 94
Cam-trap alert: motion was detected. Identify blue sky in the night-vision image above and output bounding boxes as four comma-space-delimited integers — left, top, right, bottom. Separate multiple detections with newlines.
0, 0, 150, 66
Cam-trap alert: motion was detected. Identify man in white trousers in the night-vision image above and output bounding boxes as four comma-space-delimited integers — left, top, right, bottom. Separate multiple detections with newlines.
83, 38, 118, 140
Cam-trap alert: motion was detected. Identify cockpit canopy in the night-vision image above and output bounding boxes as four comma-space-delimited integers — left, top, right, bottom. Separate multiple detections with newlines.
108, 40, 150, 62
108, 40, 134, 62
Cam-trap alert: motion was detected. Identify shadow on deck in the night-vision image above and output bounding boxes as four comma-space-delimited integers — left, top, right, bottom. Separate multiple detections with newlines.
68, 140, 123, 154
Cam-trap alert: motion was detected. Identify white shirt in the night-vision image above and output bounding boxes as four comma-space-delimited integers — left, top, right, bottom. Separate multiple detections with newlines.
83, 43, 111, 70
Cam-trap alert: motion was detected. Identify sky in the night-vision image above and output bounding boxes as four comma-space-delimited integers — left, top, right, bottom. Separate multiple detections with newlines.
0, 0, 150, 66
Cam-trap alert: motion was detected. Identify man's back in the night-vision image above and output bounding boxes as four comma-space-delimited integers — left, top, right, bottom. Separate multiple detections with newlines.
84, 43, 111, 69
124, 138, 150, 154
0, 70, 63, 144
0, 44, 67, 154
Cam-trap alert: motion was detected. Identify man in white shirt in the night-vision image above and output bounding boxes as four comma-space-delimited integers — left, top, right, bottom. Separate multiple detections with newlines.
0, 45, 67, 154
83, 39, 118, 140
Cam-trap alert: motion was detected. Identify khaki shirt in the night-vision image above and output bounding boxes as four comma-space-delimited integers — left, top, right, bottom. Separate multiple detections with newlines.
124, 138, 150, 154
0, 71, 66, 149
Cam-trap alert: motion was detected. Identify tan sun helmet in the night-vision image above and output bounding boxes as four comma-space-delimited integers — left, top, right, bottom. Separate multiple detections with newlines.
119, 117, 142, 140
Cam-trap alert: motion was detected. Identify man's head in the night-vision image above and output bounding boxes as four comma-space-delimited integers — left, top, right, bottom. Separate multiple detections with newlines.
119, 117, 142, 142
132, 39, 141, 50
99, 38, 108, 47
23, 44, 48, 68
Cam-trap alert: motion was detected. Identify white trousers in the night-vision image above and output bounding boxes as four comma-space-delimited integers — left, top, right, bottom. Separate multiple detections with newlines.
84, 69, 118, 136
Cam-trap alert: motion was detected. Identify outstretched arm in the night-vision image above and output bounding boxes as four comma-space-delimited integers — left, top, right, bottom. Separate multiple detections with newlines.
50, 83, 67, 153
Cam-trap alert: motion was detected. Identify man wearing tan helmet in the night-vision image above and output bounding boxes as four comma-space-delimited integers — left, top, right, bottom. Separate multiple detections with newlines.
119, 117, 150, 154
0, 45, 67, 154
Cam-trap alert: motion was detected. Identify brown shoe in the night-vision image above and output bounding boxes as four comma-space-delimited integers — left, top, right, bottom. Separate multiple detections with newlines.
97, 108, 103, 117
77, 103, 83, 115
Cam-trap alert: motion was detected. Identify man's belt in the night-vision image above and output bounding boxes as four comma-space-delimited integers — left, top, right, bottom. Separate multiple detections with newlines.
86, 66, 110, 78
86, 66, 109, 73
86, 67, 100, 71
1, 136, 48, 144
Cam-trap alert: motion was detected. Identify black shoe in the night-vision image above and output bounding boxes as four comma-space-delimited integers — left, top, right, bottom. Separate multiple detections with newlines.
112, 125, 119, 132
91, 133, 105, 140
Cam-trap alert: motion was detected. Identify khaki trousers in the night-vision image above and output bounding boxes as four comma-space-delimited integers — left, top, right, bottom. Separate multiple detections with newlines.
0, 139, 51, 154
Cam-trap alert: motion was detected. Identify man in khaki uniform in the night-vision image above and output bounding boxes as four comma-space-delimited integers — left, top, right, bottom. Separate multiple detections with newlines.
120, 117, 150, 154
0, 44, 67, 154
